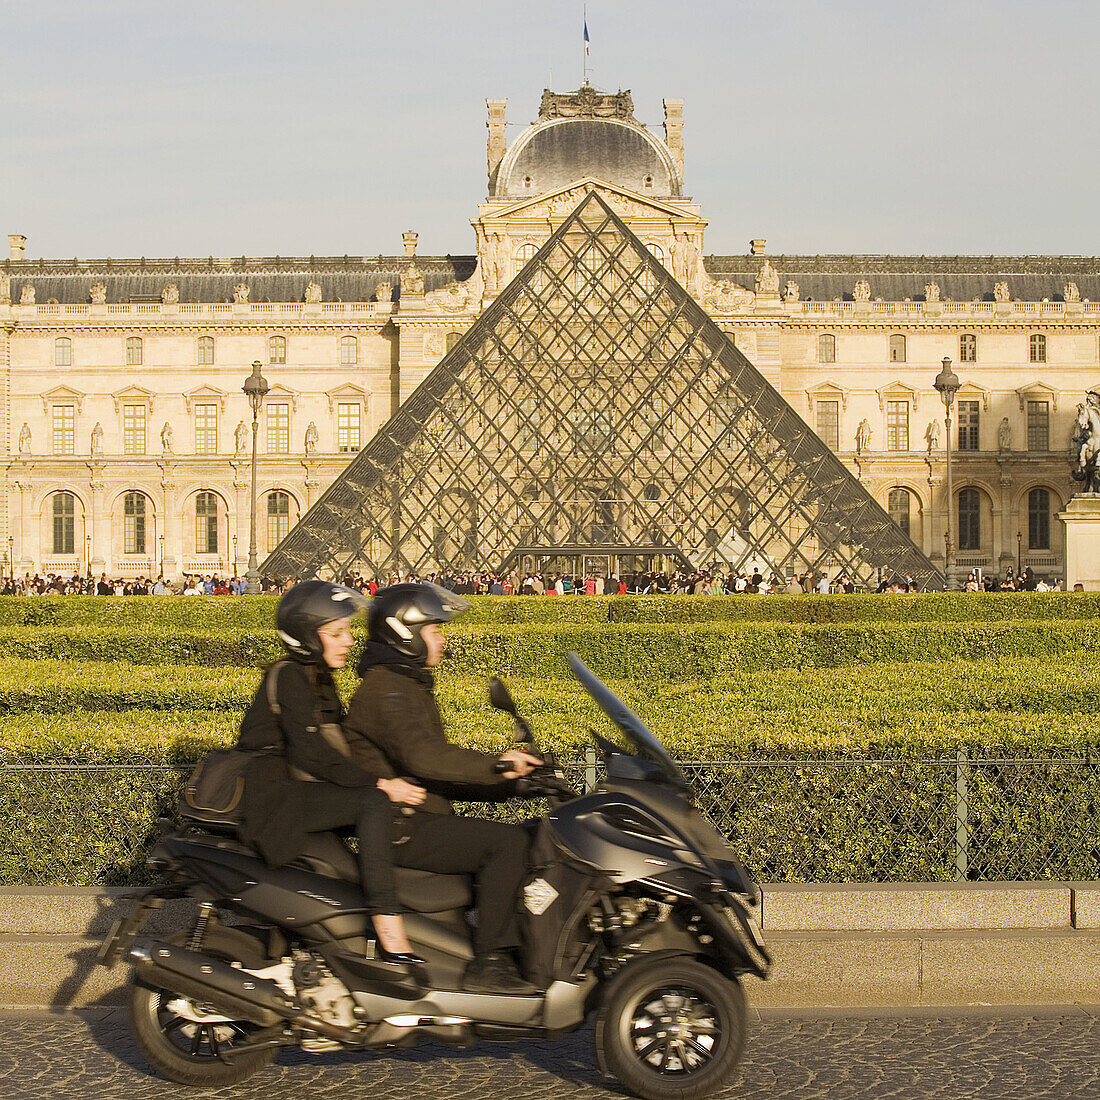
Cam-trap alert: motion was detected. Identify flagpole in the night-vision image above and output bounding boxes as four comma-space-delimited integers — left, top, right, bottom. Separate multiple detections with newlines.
583, 5, 588, 85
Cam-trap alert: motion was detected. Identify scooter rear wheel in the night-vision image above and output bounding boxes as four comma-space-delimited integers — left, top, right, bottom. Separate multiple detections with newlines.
129, 925, 279, 1086
596, 955, 747, 1100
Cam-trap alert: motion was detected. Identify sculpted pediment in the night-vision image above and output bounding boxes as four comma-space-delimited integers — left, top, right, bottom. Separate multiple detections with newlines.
41, 385, 86, 415
489, 178, 700, 223
111, 385, 156, 413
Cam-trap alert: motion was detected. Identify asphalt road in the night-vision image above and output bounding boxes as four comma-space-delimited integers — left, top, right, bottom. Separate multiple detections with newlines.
1, 1007, 1097, 1100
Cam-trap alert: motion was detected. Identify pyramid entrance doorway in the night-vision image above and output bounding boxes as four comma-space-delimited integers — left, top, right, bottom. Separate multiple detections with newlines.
264, 192, 942, 589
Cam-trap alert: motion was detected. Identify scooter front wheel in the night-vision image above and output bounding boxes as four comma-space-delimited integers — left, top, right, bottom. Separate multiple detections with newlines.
596, 955, 747, 1100
129, 925, 279, 1086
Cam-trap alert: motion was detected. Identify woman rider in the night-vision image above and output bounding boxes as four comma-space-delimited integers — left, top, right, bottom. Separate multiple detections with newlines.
236, 580, 424, 963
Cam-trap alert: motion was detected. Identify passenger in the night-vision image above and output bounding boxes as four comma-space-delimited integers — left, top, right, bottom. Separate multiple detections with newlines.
236, 581, 426, 963
343, 583, 542, 993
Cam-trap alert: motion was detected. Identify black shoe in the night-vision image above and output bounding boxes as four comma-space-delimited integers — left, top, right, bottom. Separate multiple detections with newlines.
463, 952, 536, 994
375, 944, 426, 966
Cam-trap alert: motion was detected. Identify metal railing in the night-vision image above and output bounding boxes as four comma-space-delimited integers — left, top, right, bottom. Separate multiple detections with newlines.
0, 752, 1096, 886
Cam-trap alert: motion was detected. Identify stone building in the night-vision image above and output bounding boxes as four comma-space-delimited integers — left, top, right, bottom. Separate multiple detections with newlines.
1, 83, 1094, 581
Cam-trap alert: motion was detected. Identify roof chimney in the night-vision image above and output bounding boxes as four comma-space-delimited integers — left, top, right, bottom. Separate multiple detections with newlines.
486, 98, 508, 184
402, 231, 418, 258
9, 235, 26, 261
750, 238, 766, 256
662, 98, 684, 180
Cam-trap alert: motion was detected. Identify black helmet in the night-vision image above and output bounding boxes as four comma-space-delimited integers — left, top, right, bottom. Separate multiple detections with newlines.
276, 580, 368, 663
368, 582, 471, 664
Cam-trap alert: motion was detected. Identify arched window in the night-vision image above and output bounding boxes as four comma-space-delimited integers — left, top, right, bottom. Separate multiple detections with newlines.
268, 335, 286, 364
889, 334, 906, 363
267, 491, 290, 551
818, 334, 836, 363
195, 492, 218, 555
446, 331, 462, 353
888, 487, 911, 536
126, 337, 143, 366
123, 491, 147, 555
959, 333, 977, 362
54, 337, 72, 367
648, 243, 665, 263
339, 335, 358, 365
52, 492, 75, 555
514, 243, 537, 265
197, 336, 214, 365
1029, 333, 1047, 363
958, 488, 981, 551
1028, 487, 1051, 550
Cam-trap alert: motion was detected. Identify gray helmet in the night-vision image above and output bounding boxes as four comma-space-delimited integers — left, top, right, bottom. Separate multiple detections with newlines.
276, 580, 368, 663
368, 582, 471, 664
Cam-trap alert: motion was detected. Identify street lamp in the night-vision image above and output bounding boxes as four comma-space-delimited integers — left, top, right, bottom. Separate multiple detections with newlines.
159, 533, 165, 579
6, 535, 13, 581
85, 534, 92, 580
243, 360, 270, 594
1017, 530, 1022, 576
934, 356, 961, 591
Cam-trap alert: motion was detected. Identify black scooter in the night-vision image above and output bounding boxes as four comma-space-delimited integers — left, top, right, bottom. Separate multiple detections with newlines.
99, 653, 769, 1100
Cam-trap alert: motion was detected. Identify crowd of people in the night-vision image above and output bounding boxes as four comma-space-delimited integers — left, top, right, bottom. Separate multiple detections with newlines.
0, 564, 1063, 596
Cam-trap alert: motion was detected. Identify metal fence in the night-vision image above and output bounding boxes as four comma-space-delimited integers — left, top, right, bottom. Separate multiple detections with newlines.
1, 752, 1097, 886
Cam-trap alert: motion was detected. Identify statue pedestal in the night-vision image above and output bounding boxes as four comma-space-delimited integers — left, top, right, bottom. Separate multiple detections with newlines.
1058, 494, 1100, 590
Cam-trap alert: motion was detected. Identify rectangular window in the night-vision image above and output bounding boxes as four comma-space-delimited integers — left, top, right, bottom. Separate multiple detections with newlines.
816, 400, 839, 450
957, 400, 979, 451
122, 404, 147, 455
1027, 400, 1049, 451
959, 334, 977, 362
52, 405, 76, 455
194, 404, 218, 454
126, 337, 143, 366
889, 334, 906, 363
886, 400, 909, 451
818, 334, 836, 363
337, 403, 360, 453
266, 402, 290, 453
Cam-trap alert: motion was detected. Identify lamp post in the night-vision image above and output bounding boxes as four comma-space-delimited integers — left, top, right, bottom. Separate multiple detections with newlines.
934, 356, 961, 591
243, 361, 270, 594
85, 534, 92, 580
159, 533, 165, 579
232, 534, 238, 575
7, 535, 13, 582
1017, 530, 1022, 576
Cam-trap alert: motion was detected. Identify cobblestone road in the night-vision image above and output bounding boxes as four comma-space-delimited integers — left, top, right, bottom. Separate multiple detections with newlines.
1, 1007, 1097, 1100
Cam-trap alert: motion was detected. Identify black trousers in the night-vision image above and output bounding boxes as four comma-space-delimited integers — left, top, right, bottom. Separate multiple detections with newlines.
292, 782, 398, 916
392, 813, 530, 955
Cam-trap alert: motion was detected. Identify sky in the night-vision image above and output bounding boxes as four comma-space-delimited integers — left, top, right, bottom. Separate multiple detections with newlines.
3, 0, 1099, 260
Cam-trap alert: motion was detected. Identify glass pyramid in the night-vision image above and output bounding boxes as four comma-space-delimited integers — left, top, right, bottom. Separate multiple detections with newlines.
264, 191, 942, 589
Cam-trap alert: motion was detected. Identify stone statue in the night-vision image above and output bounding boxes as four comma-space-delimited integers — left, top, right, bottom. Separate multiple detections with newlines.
90, 421, 104, 457
755, 260, 780, 295
401, 262, 424, 296
304, 421, 319, 456
994, 281, 1010, 303
160, 421, 173, 455
234, 419, 249, 455
924, 282, 941, 303
233, 283, 250, 304
161, 283, 179, 305
855, 418, 872, 453
19, 285, 35, 305
89, 282, 107, 305
853, 280, 871, 302
784, 281, 800, 302
924, 418, 940, 453
18, 423, 31, 456
375, 281, 392, 303
304, 282, 322, 304
1071, 391, 1100, 492
998, 416, 1012, 451
1065, 282, 1081, 303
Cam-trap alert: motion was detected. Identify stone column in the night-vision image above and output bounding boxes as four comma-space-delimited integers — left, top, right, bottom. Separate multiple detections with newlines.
231, 458, 248, 576
12, 476, 31, 575
159, 459, 178, 579
998, 467, 1015, 570
88, 461, 107, 575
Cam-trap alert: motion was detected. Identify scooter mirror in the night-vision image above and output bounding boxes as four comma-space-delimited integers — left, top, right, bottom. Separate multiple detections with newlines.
488, 676, 517, 715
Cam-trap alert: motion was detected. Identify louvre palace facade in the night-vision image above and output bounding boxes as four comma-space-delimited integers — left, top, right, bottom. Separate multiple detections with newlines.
1, 84, 1095, 584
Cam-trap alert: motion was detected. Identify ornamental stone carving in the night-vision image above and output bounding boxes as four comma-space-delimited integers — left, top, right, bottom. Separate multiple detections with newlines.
425, 330, 444, 357
1065, 282, 1081, 302
998, 416, 1012, 451
855, 418, 872, 453
89, 282, 107, 305
375, 281, 392, 303
924, 418, 940, 453
90, 421, 104, 457
161, 283, 179, 305
19, 285, 35, 305
924, 282, 941, 302
160, 421, 174, 455
233, 283, 250, 304
304, 421, 319, 456
234, 419, 248, 455
784, 281, 800, 302
18, 423, 30, 455
401, 262, 425, 296
304, 282, 322, 303
853, 280, 871, 302
755, 261, 779, 296
701, 279, 753, 312
994, 281, 1010, 303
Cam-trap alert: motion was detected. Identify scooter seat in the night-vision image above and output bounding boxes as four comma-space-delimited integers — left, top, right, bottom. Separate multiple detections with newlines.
394, 866, 474, 913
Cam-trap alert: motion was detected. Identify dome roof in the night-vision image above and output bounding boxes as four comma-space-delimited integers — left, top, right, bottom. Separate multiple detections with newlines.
493, 88, 682, 200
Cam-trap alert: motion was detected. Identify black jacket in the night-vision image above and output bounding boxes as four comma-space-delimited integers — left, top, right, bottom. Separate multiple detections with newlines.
236, 661, 379, 866
343, 642, 513, 815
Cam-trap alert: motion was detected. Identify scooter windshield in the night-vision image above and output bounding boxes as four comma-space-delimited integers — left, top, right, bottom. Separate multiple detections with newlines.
567, 651, 689, 790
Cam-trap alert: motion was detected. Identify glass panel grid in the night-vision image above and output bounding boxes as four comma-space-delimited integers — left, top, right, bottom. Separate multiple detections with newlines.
816, 400, 839, 450
266, 403, 290, 454
122, 405, 146, 455
194, 404, 218, 455
337, 403, 360, 453
886, 400, 909, 451
52, 405, 76, 455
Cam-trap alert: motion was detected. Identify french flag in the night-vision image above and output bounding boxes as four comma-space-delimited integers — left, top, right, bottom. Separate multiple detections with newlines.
584, 18, 590, 56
